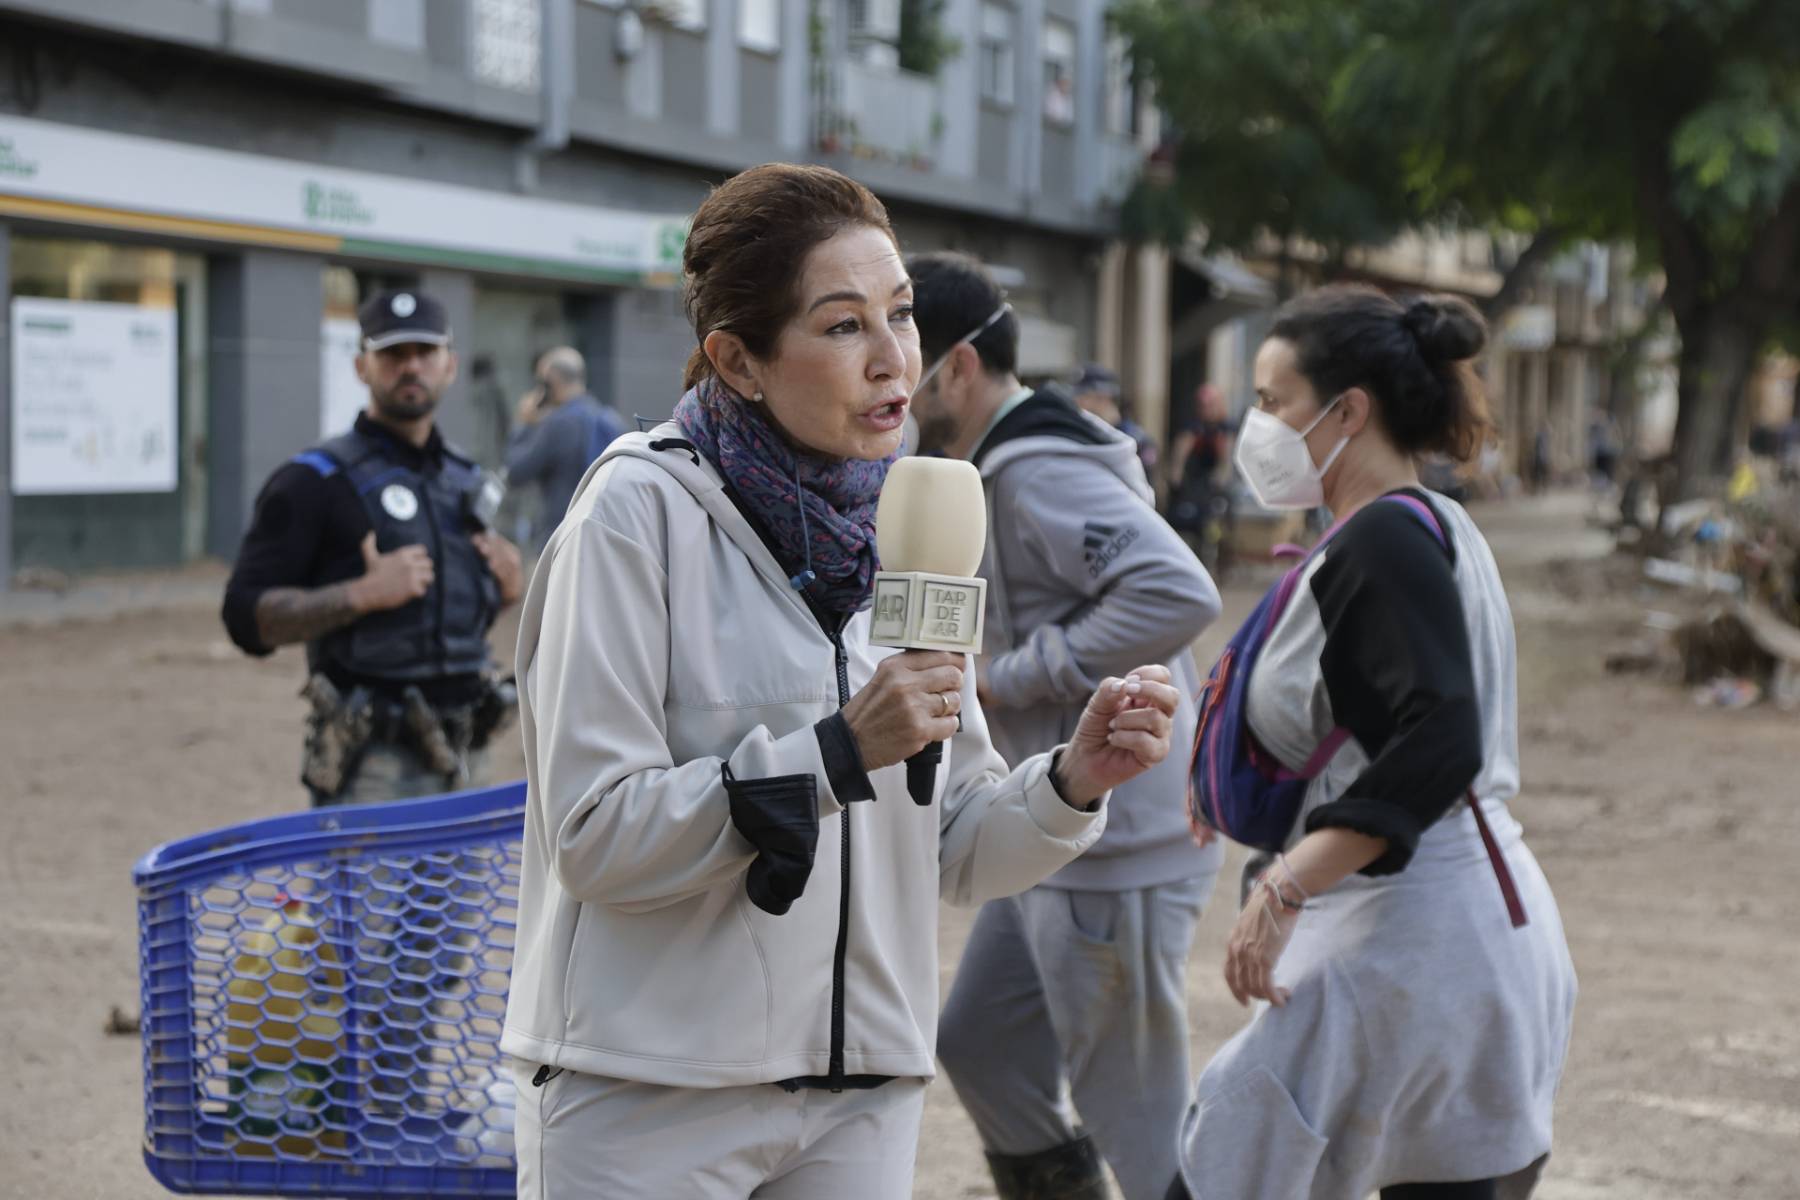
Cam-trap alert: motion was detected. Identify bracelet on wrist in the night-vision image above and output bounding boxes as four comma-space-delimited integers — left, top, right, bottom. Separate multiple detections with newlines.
1275, 853, 1315, 903
1259, 874, 1307, 913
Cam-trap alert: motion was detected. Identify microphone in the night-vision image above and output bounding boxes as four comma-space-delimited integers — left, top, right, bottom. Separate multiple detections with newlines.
868, 457, 989, 804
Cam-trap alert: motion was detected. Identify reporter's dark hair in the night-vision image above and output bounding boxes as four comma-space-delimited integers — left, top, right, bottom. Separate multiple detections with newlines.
905, 251, 1019, 377
682, 163, 897, 390
1269, 284, 1492, 462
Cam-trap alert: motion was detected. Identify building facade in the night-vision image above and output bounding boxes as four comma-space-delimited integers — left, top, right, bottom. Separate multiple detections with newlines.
0, 0, 1152, 579
1182, 230, 1672, 491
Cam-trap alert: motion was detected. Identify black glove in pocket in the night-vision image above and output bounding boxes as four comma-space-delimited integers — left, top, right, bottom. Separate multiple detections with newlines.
722, 764, 821, 916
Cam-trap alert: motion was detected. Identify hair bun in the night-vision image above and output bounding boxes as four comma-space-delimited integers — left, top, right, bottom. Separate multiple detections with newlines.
1402, 295, 1487, 363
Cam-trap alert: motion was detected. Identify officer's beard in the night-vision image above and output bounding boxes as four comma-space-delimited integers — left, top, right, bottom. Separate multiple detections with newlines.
371, 376, 441, 423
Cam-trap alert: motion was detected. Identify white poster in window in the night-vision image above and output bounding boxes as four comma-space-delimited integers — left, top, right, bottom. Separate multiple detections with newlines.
320, 318, 366, 437
10, 297, 178, 495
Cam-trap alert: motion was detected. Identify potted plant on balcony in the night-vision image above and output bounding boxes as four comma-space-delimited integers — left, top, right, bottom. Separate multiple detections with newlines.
898, 0, 961, 77
905, 112, 945, 171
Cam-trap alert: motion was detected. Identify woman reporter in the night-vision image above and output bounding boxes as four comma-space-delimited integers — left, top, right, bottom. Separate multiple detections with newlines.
500, 163, 1185, 1199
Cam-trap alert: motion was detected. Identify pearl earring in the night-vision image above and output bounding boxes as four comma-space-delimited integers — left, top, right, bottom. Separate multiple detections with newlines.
752, 390, 765, 402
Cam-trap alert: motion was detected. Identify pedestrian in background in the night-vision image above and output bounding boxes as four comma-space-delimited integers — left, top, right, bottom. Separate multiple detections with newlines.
1071, 362, 1160, 483
467, 352, 512, 468
1168, 383, 1237, 570
504, 345, 626, 550
1172, 285, 1575, 1200
221, 288, 524, 808
1529, 421, 1553, 494
909, 251, 1224, 1200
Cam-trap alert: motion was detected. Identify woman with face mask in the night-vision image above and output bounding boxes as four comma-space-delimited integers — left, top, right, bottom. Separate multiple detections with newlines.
500, 164, 1186, 1200
1170, 286, 1576, 1200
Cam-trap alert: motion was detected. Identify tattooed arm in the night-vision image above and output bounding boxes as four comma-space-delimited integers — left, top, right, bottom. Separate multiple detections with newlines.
254, 581, 362, 647
253, 533, 434, 648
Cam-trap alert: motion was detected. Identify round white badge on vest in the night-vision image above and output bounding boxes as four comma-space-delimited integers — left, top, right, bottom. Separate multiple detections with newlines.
381, 484, 419, 521
391, 293, 417, 317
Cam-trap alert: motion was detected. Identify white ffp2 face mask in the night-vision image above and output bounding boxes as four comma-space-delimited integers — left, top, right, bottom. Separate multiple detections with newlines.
1234, 395, 1351, 510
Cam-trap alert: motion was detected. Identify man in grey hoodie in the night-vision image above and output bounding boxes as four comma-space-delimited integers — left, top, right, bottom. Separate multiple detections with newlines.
909, 253, 1224, 1200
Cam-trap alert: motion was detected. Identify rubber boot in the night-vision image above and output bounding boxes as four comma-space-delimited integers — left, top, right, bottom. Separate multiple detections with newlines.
985, 1134, 1111, 1200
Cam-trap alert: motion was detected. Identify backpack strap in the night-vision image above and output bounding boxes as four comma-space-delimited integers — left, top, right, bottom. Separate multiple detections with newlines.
1375, 498, 1524, 926
1270, 495, 1508, 864
1381, 491, 1450, 551
1467, 790, 1529, 928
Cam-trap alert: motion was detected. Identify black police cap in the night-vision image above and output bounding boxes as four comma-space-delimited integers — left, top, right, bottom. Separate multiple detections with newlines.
358, 289, 452, 351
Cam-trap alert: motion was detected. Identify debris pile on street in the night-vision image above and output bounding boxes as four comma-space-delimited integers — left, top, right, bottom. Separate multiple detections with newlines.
1624, 473, 1800, 711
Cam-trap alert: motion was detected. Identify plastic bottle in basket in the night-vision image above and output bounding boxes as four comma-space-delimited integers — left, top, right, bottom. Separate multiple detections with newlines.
225, 890, 350, 1158
450, 1076, 518, 1161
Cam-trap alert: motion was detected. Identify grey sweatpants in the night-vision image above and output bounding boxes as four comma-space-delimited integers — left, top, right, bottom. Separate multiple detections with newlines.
938, 876, 1213, 1200
513, 1063, 927, 1199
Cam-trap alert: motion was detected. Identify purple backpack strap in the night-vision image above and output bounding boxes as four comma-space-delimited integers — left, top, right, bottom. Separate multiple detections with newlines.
1381, 492, 1449, 549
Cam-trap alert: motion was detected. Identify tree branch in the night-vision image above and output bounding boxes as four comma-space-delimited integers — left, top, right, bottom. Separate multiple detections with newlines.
1636, 151, 1709, 329
1737, 180, 1800, 313
1481, 224, 1565, 320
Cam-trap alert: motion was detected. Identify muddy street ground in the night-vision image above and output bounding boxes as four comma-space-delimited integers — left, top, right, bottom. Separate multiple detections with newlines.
0, 493, 1793, 1199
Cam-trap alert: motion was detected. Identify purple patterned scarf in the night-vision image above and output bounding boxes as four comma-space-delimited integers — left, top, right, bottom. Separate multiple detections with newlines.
674, 378, 893, 614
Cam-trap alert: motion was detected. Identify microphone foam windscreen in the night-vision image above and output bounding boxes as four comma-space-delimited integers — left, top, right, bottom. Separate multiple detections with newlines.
875, 457, 987, 576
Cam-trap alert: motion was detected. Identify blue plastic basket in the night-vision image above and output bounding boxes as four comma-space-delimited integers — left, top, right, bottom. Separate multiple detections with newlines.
133, 782, 528, 1197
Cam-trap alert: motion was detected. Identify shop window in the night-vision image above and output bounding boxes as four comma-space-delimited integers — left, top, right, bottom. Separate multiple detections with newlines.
8, 237, 207, 570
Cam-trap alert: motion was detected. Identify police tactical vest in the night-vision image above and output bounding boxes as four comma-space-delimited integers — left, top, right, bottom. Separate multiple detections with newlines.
294, 427, 498, 684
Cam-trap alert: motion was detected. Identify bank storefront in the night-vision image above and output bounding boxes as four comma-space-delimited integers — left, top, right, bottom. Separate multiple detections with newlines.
0, 114, 690, 579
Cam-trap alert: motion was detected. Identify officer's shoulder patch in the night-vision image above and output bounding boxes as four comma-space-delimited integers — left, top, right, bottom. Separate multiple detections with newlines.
292, 450, 340, 479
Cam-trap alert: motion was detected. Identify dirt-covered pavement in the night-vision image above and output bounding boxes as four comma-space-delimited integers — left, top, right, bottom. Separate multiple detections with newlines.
1, 493, 1794, 1198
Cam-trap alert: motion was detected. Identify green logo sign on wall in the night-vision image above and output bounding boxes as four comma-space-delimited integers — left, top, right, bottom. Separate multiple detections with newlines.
302, 181, 375, 226
0, 136, 39, 179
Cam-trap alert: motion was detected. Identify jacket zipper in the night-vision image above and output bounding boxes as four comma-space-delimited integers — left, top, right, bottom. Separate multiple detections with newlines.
714, 466, 858, 1090
825, 618, 852, 1089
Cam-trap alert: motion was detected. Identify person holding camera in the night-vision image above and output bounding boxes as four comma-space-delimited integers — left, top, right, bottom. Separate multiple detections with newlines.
222, 288, 525, 806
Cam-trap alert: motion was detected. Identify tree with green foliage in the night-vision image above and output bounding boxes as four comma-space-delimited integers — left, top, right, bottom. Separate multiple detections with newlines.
1111, 0, 1435, 295
897, 0, 960, 77
1115, 0, 1800, 499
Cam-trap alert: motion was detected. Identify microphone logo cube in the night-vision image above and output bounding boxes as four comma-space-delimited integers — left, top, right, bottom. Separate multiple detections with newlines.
869, 572, 987, 653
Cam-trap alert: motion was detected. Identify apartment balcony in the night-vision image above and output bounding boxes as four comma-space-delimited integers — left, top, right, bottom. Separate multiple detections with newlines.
814, 56, 943, 172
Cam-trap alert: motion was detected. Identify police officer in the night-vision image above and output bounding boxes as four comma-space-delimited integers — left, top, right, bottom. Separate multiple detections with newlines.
222, 288, 526, 806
